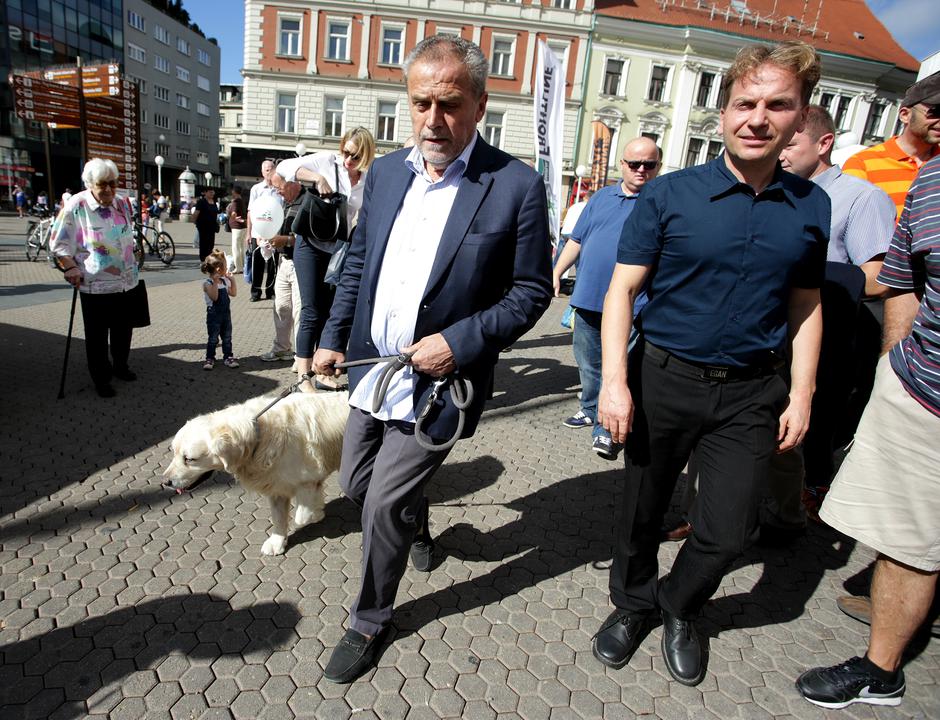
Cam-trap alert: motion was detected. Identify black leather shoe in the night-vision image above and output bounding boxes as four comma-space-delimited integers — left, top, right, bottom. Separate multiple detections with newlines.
95, 383, 116, 398
410, 498, 434, 572
592, 610, 649, 668
661, 609, 705, 686
324, 628, 385, 684
113, 367, 137, 381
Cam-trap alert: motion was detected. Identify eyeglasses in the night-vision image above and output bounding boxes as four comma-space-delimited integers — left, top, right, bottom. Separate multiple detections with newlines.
621, 160, 658, 171
917, 103, 940, 119
94, 180, 118, 189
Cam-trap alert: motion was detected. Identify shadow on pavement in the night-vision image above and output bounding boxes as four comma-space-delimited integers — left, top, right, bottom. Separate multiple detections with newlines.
0, 594, 301, 720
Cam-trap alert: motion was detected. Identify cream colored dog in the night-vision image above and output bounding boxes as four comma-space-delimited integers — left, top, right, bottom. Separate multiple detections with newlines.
163, 391, 350, 555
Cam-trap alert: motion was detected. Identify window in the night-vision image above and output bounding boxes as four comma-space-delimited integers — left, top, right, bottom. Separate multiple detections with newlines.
198, 49, 211, 66
154, 55, 169, 73
279, 15, 301, 56
705, 140, 723, 163
324, 97, 344, 137
197, 75, 210, 92
154, 85, 169, 102
684, 138, 703, 168
484, 111, 504, 147
177, 66, 190, 83
219, 143, 225, 153
176, 150, 190, 162
155, 142, 170, 156
197, 102, 210, 117
647, 65, 669, 102
552, 0, 572, 7
128, 11, 145, 32
491, 38, 514, 77
834, 95, 851, 130
641, 131, 660, 144
377, 101, 397, 141
196, 151, 209, 164
154, 113, 169, 129
140, 109, 148, 124
696, 72, 714, 107
130, 77, 147, 94
819, 92, 834, 110
716, 79, 727, 110
436, 26, 461, 38
381, 26, 404, 65
177, 37, 190, 55
603, 59, 623, 96
236, 113, 243, 128
176, 93, 190, 109
864, 103, 886, 138
277, 92, 296, 133
141, 140, 148, 155
154, 24, 169, 45
198, 127, 210, 140
128, 43, 146, 64
327, 21, 350, 61
219, 115, 225, 128
177, 120, 190, 135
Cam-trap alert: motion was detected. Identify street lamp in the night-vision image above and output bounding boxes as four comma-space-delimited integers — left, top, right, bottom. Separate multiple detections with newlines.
295, 141, 307, 157
154, 155, 165, 194
204, 171, 212, 188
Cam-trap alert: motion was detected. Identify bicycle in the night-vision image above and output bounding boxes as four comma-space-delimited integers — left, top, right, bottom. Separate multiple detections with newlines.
134, 221, 175, 269
25, 215, 54, 263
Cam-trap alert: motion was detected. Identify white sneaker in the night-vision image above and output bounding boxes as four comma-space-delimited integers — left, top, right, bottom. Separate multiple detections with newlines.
260, 350, 292, 362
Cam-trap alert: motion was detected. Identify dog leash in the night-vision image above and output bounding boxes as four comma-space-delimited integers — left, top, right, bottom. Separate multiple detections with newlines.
328, 353, 474, 452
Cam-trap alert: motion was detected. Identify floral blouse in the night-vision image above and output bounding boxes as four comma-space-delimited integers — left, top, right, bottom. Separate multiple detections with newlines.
50, 190, 138, 294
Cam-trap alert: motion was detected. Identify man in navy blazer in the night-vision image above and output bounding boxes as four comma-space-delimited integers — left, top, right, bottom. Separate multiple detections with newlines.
314, 35, 552, 683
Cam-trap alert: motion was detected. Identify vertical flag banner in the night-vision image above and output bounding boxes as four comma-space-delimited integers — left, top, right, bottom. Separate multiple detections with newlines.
534, 40, 566, 245
590, 121, 612, 191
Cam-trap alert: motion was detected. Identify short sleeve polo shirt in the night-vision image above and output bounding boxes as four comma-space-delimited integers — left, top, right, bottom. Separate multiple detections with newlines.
569, 183, 639, 313
617, 156, 830, 368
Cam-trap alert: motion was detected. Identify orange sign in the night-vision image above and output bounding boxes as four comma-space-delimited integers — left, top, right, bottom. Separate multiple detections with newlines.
27, 63, 122, 98
590, 121, 612, 191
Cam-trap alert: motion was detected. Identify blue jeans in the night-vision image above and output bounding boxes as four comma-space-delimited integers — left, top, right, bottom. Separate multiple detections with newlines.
572, 308, 610, 441
206, 288, 233, 360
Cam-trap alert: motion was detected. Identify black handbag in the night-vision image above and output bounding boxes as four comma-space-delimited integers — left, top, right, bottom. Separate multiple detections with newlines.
125, 279, 151, 328
292, 163, 348, 243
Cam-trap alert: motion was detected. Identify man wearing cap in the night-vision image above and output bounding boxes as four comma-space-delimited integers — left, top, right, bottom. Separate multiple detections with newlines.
842, 71, 940, 218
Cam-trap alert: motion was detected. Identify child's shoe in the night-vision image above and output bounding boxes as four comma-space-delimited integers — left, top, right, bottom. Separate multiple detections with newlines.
203, 359, 215, 371
223, 357, 240, 368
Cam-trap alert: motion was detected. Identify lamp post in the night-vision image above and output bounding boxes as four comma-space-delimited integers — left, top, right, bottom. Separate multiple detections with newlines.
154, 155, 164, 194
204, 171, 212, 189
295, 141, 307, 157
575, 164, 587, 204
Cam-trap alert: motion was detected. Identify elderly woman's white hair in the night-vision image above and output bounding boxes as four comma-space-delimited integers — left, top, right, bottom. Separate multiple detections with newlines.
82, 158, 120, 189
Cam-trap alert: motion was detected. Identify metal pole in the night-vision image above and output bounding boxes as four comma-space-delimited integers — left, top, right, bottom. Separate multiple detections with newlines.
76, 57, 87, 165
43, 124, 55, 206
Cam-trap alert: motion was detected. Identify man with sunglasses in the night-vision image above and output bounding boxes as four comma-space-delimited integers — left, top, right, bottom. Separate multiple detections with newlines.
592, 42, 828, 686
553, 138, 661, 460
843, 71, 940, 219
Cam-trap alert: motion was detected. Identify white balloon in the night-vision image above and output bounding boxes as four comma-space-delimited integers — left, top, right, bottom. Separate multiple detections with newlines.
249, 195, 284, 240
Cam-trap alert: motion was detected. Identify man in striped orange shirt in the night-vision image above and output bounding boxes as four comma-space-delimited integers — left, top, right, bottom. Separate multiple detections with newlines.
842, 71, 940, 219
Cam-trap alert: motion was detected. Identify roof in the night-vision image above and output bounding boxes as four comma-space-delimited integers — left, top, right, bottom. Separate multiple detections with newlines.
595, 0, 919, 72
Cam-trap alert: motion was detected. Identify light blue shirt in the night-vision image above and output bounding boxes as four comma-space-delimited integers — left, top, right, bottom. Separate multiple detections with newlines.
349, 135, 478, 422
814, 164, 895, 265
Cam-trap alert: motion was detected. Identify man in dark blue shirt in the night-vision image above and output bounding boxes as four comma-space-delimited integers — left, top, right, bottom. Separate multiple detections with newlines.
592, 42, 829, 687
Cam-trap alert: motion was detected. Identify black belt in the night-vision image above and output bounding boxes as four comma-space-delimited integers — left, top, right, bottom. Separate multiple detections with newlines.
643, 342, 782, 383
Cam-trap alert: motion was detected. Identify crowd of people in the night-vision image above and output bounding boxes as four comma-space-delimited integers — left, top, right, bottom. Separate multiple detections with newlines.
45, 33, 939, 710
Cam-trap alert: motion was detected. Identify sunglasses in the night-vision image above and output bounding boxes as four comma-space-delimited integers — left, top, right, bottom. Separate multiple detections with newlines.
621, 160, 658, 171
917, 103, 940, 119
341, 148, 362, 162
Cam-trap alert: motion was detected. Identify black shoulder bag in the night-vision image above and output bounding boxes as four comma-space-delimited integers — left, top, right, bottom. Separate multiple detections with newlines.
292, 162, 348, 244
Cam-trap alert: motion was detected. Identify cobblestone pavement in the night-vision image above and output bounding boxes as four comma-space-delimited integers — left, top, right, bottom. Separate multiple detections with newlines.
1, 217, 938, 719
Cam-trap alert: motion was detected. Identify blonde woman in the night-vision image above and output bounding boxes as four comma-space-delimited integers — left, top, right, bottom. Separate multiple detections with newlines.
275, 127, 376, 389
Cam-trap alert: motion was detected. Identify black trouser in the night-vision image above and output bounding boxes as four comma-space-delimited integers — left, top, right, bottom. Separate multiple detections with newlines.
249, 239, 277, 299
79, 291, 133, 388
609, 342, 788, 619
197, 226, 217, 261
292, 240, 335, 357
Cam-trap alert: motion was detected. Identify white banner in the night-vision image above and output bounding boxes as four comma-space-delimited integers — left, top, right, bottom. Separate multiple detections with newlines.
533, 40, 566, 244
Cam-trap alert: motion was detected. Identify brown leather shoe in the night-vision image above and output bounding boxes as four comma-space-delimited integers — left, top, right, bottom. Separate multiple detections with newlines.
661, 522, 692, 542
837, 595, 940, 637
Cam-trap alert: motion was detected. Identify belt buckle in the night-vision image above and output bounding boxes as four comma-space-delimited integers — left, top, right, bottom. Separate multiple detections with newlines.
702, 365, 730, 381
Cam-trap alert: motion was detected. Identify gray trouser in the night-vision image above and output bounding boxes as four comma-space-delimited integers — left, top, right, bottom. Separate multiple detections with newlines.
340, 408, 451, 636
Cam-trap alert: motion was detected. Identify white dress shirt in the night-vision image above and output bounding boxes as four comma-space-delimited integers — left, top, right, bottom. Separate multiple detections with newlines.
276, 152, 366, 231
349, 136, 478, 423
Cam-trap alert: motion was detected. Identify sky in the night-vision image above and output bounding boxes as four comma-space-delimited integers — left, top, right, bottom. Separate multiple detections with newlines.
185, 0, 939, 86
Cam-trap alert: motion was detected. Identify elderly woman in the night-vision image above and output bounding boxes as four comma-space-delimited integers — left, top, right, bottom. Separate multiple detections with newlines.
275, 127, 376, 390
50, 158, 142, 398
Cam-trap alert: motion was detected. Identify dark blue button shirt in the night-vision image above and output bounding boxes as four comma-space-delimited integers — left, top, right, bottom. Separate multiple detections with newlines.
617, 156, 830, 368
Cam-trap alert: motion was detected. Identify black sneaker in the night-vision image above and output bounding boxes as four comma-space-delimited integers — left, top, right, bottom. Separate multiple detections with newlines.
796, 656, 905, 709
592, 435, 623, 461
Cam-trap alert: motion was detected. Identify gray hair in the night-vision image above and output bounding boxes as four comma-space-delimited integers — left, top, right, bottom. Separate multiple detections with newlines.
403, 35, 488, 98
81, 158, 119, 188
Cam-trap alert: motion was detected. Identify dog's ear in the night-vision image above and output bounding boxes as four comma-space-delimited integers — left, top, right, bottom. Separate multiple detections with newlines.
208, 424, 246, 472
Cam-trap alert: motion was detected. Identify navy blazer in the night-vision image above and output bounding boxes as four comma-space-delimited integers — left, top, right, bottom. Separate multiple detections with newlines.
319, 136, 553, 440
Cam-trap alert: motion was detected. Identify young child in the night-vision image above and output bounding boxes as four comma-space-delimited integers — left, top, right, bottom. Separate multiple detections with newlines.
201, 249, 239, 370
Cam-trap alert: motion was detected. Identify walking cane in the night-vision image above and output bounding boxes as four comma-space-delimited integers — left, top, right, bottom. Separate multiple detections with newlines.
57, 268, 79, 400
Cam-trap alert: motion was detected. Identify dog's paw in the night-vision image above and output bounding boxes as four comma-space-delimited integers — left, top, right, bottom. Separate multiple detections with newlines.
261, 534, 288, 556
294, 505, 325, 527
